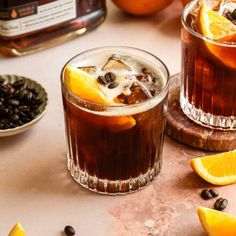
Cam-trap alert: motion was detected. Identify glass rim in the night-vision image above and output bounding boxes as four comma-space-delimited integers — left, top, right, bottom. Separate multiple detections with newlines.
182, 0, 236, 47
61, 46, 169, 110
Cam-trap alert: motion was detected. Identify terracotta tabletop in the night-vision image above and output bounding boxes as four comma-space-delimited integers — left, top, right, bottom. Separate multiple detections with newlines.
1, 1, 236, 235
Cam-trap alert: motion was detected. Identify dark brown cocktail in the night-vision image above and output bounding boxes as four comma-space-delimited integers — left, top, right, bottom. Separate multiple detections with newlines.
61, 47, 169, 194
181, 0, 236, 130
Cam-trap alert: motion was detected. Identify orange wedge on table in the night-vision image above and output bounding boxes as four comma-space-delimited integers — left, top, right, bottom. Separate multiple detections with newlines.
64, 66, 136, 132
8, 222, 26, 236
190, 150, 236, 185
197, 3, 236, 69
198, 207, 236, 236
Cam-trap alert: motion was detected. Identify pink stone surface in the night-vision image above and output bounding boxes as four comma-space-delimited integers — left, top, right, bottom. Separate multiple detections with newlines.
109, 138, 236, 236
1, 1, 236, 235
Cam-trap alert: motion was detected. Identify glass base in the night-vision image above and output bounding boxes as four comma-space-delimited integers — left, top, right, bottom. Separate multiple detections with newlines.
67, 156, 162, 195
180, 93, 236, 130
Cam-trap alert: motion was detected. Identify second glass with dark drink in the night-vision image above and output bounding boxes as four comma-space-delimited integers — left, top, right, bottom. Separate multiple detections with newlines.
181, 0, 236, 130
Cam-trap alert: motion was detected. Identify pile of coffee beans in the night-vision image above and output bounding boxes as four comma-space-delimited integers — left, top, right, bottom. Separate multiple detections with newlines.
0, 78, 43, 130
200, 188, 228, 211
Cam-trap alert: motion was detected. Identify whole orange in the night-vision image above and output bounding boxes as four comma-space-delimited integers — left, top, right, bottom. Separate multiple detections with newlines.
112, 0, 173, 16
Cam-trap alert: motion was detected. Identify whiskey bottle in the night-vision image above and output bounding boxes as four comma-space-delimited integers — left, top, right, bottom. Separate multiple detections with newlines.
0, 0, 106, 56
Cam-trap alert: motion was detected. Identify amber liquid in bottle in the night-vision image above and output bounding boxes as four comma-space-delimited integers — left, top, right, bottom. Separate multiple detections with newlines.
0, 0, 106, 56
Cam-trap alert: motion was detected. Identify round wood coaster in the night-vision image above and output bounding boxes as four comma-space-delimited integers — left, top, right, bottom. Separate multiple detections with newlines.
166, 73, 236, 152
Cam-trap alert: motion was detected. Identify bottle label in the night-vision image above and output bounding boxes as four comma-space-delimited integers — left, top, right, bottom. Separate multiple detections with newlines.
0, 0, 77, 37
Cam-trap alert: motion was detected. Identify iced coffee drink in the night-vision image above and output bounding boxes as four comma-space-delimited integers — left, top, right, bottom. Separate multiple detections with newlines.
61, 47, 169, 194
181, 0, 236, 130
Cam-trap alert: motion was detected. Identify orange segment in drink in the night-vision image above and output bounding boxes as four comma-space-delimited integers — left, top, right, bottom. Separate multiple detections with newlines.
197, 3, 236, 69
197, 207, 236, 236
197, 3, 236, 40
64, 66, 108, 104
64, 66, 136, 132
190, 150, 236, 185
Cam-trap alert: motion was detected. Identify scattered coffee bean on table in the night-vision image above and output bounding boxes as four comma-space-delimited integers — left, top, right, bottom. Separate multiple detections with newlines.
200, 189, 219, 200
64, 225, 76, 236
214, 198, 228, 211
200, 189, 213, 200
0, 79, 43, 130
209, 189, 219, 198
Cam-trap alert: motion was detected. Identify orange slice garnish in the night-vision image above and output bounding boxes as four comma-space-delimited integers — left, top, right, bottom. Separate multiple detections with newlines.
197, 3, 236, 69
197, 3, 236, 40
198, 207, 236, 236
190, 150, 236, 185
64, 66, 108, 104
64, 66, 136, 132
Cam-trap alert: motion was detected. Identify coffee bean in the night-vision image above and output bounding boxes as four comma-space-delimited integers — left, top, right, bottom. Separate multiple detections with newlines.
64, 225, 75, 236
0, 119, 9, 125
10, 114, 19, 121
27, 112, 35, 119
0, 85, 9, 95
7, 86, 14, 95
105, 72, 116, 82
142, 67, 149, 74
1, 125, 9, 130
200, 189, 213, 200
28, 87, 37, 95
0, 78, 5, 84
7, 99, 20, 107
18, 111, 28, 118
18, 120, 24, 126
209, 189, 219, 198
18, 105, 28, 110
13, 90, 19, 97
232, 9, 236, 19
14, 84, 28, 92
97, 75, 108, 85
20, 117, 31, 123
226, 12, 234, 21
17, 89, 28, 100
108, 82, 119, 89
0, 107, 9, 115
34, 93, 42, 101
33, 99, 43, 105
12, 80, 26, 88
8, 122, 16, 128
214, 198, 228, 211
13, 108, 19, 114
25, 91, 33, 102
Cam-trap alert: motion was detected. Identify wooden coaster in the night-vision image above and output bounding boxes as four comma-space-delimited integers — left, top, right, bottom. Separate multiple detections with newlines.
166, 73, 236, 152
